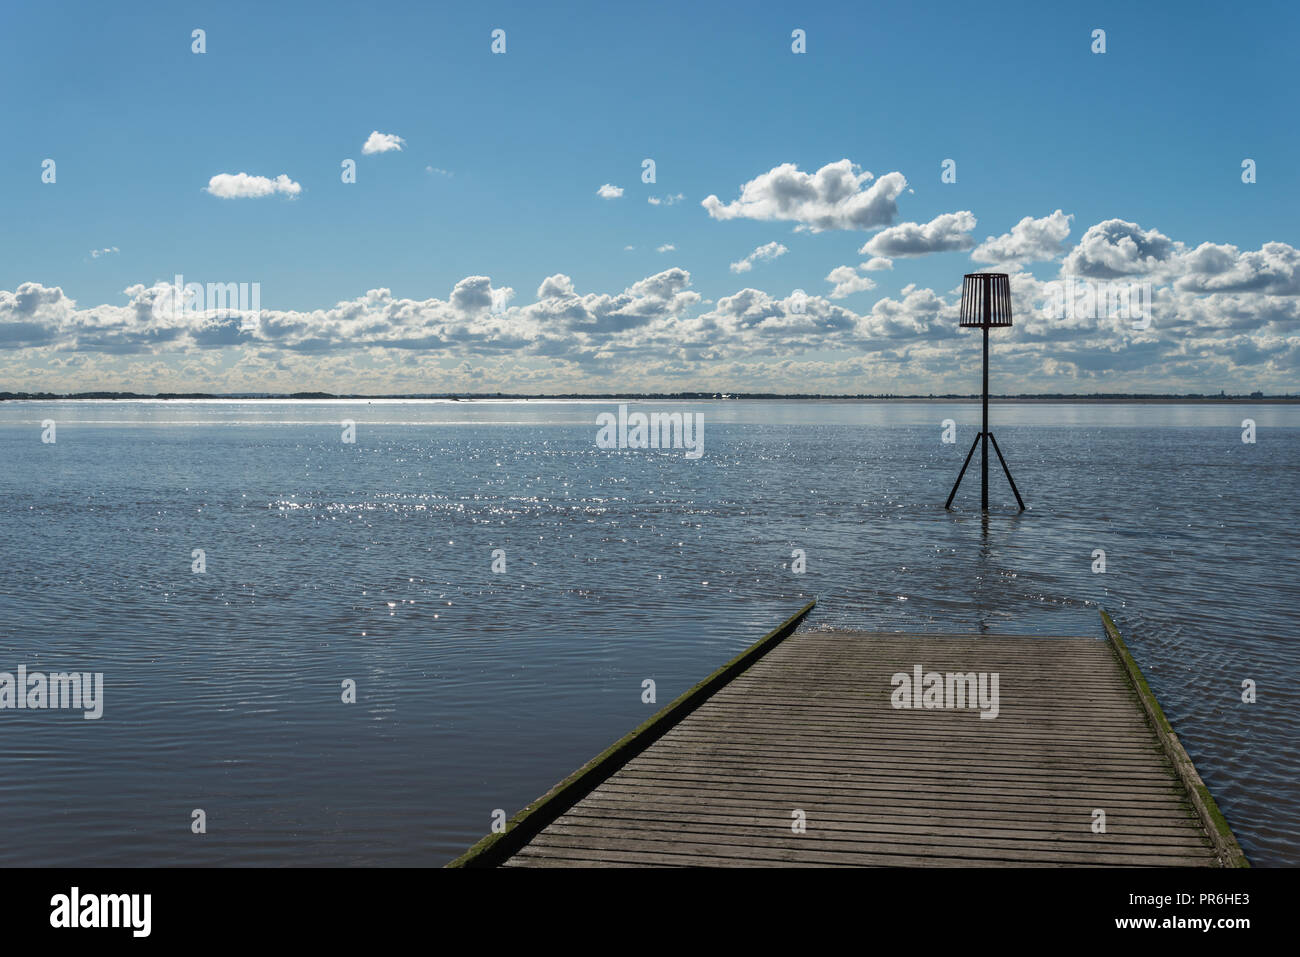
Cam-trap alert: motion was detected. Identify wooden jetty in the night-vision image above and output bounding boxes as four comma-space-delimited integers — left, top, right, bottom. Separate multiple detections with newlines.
449, 602, 1246, 868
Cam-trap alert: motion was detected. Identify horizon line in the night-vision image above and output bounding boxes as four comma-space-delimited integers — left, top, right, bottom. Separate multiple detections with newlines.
3, 391, 1297, 403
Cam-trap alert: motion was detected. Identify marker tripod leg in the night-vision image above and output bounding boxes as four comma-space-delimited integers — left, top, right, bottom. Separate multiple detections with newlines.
945, 432, 982, 510
987, 432, 1025, 512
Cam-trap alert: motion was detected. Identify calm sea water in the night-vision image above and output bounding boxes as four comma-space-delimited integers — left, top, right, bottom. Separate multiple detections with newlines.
0, 399, 1295, 866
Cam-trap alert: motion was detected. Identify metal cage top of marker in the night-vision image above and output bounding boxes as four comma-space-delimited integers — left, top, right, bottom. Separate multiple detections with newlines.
959, 273, 1013, 328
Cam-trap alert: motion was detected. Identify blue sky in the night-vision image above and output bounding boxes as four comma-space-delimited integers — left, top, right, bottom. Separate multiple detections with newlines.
1, 0, 1296, 393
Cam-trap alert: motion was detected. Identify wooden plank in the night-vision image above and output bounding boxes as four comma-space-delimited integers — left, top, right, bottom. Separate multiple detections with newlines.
455, 609, 1239, 868
563, 801, 1208, 839
576, 781, 1203, 819
532, 819, 1213, 861
514, 831, 1213, 867
553, 809, 1214, 848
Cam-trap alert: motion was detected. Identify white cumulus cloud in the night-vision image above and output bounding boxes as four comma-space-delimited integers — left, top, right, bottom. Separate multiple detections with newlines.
860, 211, 976, 258
1060, 219, 1180, 279
825, 265, 878, 299
730, 241, 789, 274
205, 173, 302, 199
702, 160, 907, 231
972, 210, 1073, 264
1176, 241, 1300, 295
362, 131, 406, 155
597, 184, 624, 199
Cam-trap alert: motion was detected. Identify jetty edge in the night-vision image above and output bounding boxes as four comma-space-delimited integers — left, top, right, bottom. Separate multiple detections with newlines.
1101, 610, 1249, 867
449, 603, 1246, 868
446, 599, 817, 868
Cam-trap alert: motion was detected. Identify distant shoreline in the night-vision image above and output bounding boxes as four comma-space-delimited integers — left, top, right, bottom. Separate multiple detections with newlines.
2, 392, 1296, 404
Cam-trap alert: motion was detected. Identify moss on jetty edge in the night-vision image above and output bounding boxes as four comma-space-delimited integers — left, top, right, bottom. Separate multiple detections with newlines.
446, 598, 817, 868
1100, 610, 1248, 868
